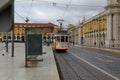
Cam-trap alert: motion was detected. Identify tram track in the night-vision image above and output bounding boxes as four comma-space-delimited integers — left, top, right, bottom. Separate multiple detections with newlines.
54, 51, 82, 80
54, 51, 115, 80
60, 52, 84, 80
66, 52, 110, 80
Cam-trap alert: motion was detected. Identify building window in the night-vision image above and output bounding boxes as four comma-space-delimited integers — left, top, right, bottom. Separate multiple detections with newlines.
117, 0, 120, 3
17, 33, 20, 40
21, 36, 24, 42
17, 36, 20, 40
8, 36, 11, 39
3, 36, 6, 39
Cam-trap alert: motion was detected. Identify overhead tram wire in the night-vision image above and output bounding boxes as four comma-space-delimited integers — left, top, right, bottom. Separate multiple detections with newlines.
15, 0, 105, 24
26, 0, 34, 20
15, 11, 25, 21
15, 0, 104, 8
15, 10, 54, 23
61, 0, 72, 18
15, 0, 35, 22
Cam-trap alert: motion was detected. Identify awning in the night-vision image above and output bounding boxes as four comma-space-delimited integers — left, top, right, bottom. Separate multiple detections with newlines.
0, 0, 11, 12
0, 0, 13, 32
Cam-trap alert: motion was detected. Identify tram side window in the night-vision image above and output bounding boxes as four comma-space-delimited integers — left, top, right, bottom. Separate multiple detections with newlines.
65, 36, 68, 42
61, 36, 64, 42
56, 36, 60, 42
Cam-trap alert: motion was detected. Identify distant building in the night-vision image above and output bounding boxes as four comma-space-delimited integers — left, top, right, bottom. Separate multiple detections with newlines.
67, 0, 120, 48
1, 22, 59, 42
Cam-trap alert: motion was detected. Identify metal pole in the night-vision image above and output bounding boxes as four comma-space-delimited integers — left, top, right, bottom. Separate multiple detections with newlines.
25, 27, 27, 67
11, 27, 14, 57
6, 32, 8, 52
25, 17, 29, 67
57, 19, 64, 31
11, 0, 14, 57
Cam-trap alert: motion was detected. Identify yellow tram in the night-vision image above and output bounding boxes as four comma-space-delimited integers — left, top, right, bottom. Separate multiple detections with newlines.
53, 30, 69, 51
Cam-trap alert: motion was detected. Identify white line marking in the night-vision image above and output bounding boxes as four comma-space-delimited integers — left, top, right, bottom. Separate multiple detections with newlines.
94, 57, 113, 62
75, 45, 120, 60
71, 53, 120, 80
103, 55, 120, 61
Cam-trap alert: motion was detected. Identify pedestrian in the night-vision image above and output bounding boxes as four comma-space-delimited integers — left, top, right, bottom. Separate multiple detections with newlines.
47, 39, 50, 46
73, 41, 74, 45
94, 42, 96, 47
101, 42, 103, 46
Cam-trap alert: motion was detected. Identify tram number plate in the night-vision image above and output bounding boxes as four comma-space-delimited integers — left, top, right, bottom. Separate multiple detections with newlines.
59, 42, 68, 46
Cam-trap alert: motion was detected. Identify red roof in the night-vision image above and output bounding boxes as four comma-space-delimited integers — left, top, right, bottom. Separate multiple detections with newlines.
14, 22, 56, 27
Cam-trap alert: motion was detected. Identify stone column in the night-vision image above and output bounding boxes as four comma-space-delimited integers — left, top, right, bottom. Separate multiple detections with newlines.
88, 33, 91, 46
78, 28, 81, 45
113, 13, 120, 47
97, 34, 98, 47
105, 0, 120, 48
106, 14, 113, 47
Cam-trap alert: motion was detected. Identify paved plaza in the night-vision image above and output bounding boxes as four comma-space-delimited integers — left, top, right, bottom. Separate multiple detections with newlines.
0, 43, 60, 80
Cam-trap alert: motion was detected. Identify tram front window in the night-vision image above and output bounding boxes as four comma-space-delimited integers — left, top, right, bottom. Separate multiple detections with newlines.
55, 36, 68, 42
56, 36, 60, 42
61, 36, 68, 42
61, 36, 64, 42
65, 36, 68, 42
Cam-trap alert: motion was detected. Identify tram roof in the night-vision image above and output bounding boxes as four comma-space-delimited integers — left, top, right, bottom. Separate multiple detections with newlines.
54, 30, 69, 36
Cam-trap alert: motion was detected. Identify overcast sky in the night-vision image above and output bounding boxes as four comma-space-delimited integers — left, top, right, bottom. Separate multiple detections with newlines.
15, 0, 107, 27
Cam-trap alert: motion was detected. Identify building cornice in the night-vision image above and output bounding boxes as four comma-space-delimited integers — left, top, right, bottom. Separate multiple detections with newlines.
105, 4, 120, 9
83, 11, 106, 24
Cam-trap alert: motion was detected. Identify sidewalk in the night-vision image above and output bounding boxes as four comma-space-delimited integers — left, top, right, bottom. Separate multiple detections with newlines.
74, 44, 120, 54
0, 43, 60, 80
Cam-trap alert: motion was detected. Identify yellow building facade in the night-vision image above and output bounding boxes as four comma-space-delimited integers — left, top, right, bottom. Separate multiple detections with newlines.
83, 12, 107, 47
1, 22, 59, 42
68, 0, 120, 48
68, 11, 107, 47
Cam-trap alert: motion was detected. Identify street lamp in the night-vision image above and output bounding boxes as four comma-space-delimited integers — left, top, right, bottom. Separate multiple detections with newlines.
25, 17, 29, 23
25, 17, 29, 67
57, 19, 64, 31
25, 17, 30, 31
25, 17, 29, 42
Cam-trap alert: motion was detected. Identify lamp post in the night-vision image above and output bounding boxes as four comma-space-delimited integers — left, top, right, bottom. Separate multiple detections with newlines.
57, 19, 64, 31
25, 17, 29, 67
25, 17, 29, 24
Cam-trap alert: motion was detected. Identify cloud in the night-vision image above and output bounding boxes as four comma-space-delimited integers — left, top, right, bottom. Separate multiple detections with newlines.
15, 0, 107, 27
